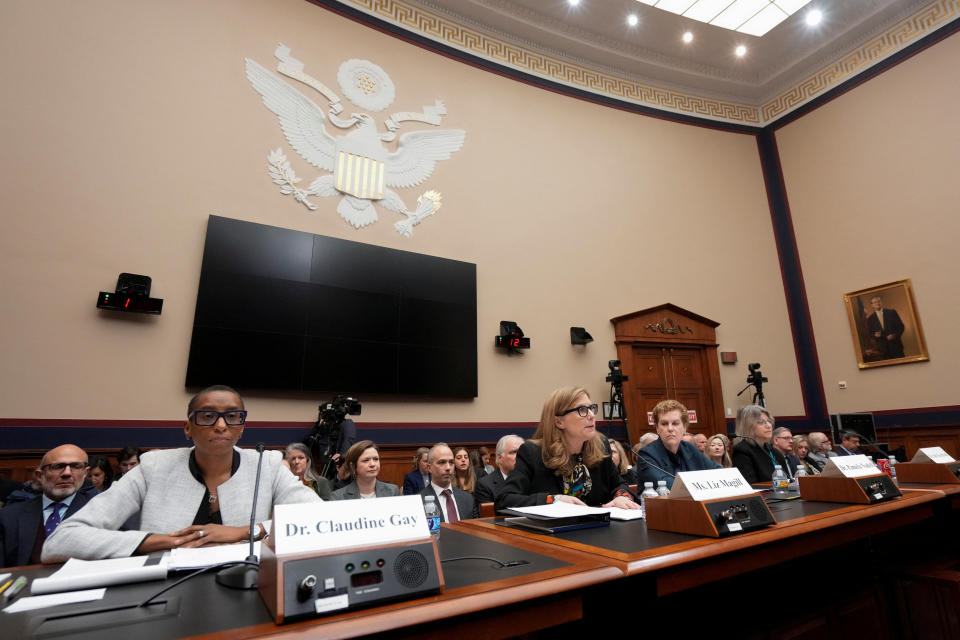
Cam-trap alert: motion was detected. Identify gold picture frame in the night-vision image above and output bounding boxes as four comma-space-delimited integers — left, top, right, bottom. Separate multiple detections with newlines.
843, 279, 929, 369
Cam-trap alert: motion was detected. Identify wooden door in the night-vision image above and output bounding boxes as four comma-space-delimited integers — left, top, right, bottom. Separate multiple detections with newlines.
610, 304, 725, 446
629, 346, 710, 436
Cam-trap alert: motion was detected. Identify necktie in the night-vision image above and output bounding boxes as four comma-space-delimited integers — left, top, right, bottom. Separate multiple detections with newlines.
441, 489, 459, 523
45, 502, 65, 537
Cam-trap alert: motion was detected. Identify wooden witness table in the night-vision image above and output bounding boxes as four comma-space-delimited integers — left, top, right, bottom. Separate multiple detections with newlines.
462, 490, 942, 596
2, 489, 950, 639
1, 525, 619, 640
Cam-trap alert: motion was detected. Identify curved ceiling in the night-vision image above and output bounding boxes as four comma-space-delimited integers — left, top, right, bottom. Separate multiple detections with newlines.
334, 0, 958, 125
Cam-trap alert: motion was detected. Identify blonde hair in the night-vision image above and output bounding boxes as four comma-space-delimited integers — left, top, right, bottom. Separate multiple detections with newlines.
608, 439, 630, 474
533, 386, 607, 477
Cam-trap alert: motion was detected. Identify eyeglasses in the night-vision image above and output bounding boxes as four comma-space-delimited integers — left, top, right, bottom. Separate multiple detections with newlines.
41, 462, 88, 472
755, 418, 773, 425
775, 435, 792, 440
189, 409, 248, 426
557, 404, 599, 418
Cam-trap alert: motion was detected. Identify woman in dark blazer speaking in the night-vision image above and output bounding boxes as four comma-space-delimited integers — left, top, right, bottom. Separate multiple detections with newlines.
496, 386, 638, 512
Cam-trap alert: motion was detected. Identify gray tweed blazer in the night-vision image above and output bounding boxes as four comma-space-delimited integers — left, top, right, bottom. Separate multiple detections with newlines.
43, 447, 320, 562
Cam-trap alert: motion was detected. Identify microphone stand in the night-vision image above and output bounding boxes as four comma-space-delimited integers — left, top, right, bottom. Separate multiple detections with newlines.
216, 443, 266, 590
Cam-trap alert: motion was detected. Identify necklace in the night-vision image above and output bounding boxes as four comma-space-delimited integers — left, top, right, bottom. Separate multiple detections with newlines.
208, 490, 218, 504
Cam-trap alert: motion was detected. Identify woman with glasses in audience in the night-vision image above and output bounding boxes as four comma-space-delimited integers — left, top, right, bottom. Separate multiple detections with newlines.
792, 435, 821, 475
706, 434, 733, 468
732, 404, 787, 484
453, 446, 478, 494
284, 443, 332, 500
87, 456, 115, 492
44, 385, 320, 561
330, 441, 400, 500
496, 386, 638, 511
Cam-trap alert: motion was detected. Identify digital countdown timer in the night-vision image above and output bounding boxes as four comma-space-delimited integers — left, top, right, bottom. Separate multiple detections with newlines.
495, 335, 530, 349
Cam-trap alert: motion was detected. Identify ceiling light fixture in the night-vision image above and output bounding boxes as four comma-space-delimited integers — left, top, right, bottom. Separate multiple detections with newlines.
568, 0, 580, 6
627, 13, 639, 26
805, 9, 822, 26
636, 0, 812, 37
735, 44, 747, 57
682, 31, 694, 43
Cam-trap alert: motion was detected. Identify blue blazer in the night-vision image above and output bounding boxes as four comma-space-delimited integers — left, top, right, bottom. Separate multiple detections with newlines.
636, 439, 719, 489
402, 471, 429, 495
0, 488, 96, 568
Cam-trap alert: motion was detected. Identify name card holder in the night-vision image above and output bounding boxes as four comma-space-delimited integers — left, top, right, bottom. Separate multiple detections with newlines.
259, 536, 443, 624
258, 498, 444, 624
645, 469, 775, 538
644, 494, 776, 538
895, 462, 960, 484
798, 473, 901, 504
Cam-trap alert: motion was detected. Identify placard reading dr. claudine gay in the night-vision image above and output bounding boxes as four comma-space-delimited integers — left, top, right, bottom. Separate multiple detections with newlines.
272, 495, 430, 555
670, 468, 755, 501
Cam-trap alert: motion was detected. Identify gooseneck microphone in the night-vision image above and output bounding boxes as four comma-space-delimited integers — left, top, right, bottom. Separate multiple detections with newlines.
634, 456, 676, 479
216, 443, 266, 590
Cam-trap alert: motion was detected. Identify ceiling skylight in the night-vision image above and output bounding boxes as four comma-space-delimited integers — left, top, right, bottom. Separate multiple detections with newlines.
634, 0, 812, 36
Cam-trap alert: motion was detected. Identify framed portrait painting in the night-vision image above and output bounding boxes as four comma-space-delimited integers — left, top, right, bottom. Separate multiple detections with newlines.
843, 279, 929, 369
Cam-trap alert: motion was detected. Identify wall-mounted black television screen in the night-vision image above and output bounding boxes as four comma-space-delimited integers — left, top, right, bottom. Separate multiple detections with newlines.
185, 216, 477, 397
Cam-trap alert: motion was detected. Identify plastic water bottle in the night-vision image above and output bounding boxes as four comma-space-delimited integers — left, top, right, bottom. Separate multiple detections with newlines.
656, 480, 670, 496
771, 464, 789, 498
792, 464, 807, 490
640, 482, 658, 518
423, 495, 441, 538
888, 456, 898, 485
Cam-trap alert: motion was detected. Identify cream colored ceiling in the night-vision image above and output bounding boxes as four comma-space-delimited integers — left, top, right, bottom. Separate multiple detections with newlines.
334, 0, 958, 126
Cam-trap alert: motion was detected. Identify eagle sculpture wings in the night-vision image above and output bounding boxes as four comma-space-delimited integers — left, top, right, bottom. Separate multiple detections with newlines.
245, 57, 465, 234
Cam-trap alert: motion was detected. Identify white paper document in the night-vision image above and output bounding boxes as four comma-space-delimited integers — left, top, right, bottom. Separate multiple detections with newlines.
4, 588, 106, 613
504, 502, 611, 519
31, 556, 168, 595
168, 541, 260, 570
596, 506, 645, 521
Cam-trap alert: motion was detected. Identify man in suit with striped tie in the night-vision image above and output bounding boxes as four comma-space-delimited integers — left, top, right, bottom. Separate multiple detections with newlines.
0, 444, 96, 567
420, 443, 478, 522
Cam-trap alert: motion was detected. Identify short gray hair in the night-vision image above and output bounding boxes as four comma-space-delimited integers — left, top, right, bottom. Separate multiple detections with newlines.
735, 404, 774, 441
495, 434, 522, 456
772, 426, 792, 439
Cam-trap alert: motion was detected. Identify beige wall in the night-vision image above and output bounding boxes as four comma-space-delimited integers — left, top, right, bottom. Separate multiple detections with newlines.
776, 32, 960, 413
0, 0, 803, 425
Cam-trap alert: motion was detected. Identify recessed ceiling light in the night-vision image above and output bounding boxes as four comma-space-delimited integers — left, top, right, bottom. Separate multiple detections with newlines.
806, 9, 822, 26
568, 0, 580, 6
735, 44, 747, 57
682, 31, 694, 43
627, 13, 639, 26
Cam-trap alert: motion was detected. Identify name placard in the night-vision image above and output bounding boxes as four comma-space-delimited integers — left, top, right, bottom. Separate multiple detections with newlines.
911, 447, 956, 463
670, 468, 755, 501
273, 495, 429, 555
821, 455, 878, 478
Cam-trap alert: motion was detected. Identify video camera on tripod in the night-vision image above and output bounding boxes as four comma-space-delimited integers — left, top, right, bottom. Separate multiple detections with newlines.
303, 395, 361, 478
738, 363, 768, 407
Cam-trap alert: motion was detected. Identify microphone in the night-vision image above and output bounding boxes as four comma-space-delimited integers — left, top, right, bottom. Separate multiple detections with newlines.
216, 443, 266, 590
634, 456, 676, 479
